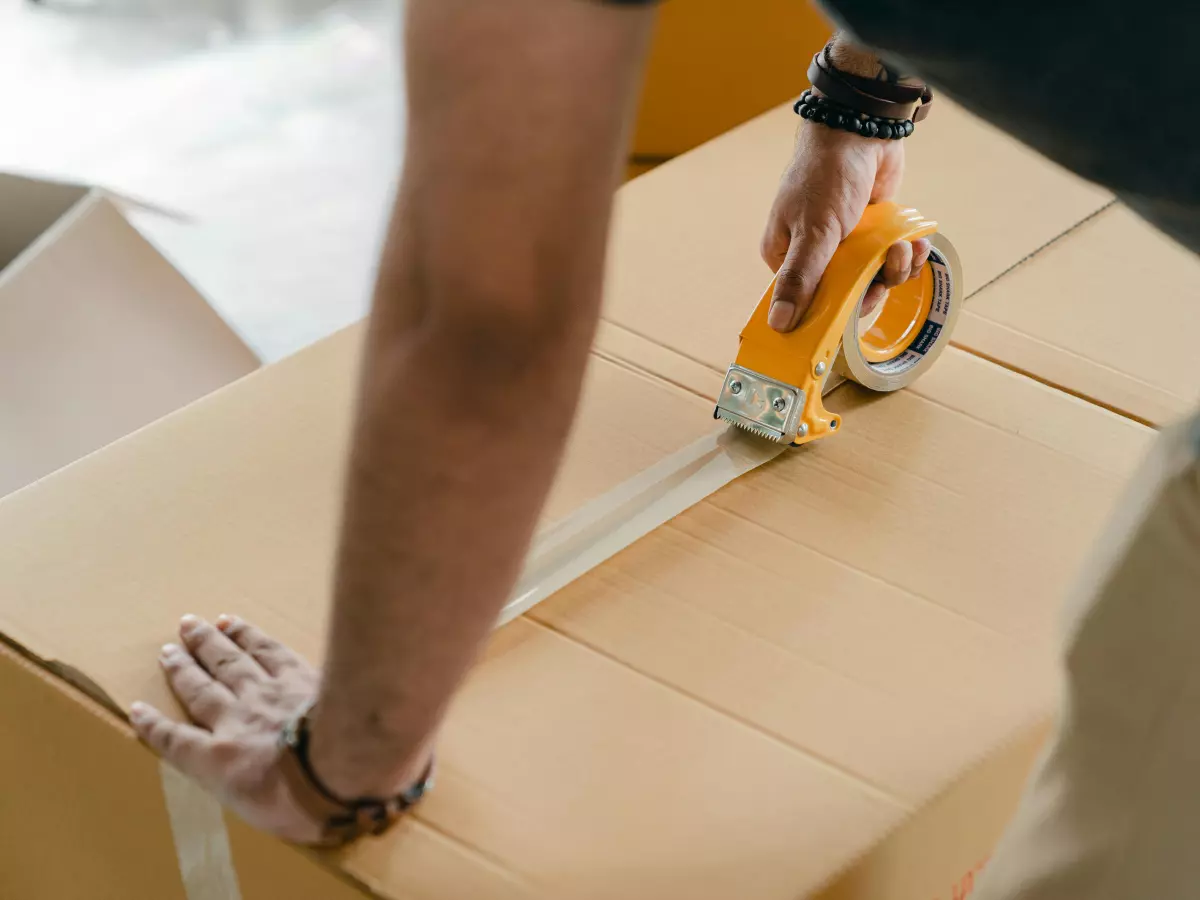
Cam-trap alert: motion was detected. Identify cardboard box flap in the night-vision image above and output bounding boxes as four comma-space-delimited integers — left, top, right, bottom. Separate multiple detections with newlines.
0, 194, 260, 498
600, 99, 1110, 385
0, 172, 90, 270
954, 203, 1200, 426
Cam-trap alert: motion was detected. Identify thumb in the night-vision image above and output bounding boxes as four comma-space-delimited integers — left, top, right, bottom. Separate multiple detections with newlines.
768, 222, 841, 332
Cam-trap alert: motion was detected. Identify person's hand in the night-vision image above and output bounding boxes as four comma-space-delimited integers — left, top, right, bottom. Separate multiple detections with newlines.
760, 118, 930, 330
129, 614, 325, 844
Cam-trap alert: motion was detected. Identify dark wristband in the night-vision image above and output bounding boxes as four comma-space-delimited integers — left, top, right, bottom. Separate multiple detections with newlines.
794, 90, 914, 140
807, 48, 933, 123
278, 702, 435, 847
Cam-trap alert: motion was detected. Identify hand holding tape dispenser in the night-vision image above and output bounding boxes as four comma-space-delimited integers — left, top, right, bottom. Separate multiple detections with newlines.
714, 201, 961, 444
501, 202, 961, 624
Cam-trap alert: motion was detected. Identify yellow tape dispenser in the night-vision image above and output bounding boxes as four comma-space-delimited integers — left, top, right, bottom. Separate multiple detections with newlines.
714, 202, 962, 446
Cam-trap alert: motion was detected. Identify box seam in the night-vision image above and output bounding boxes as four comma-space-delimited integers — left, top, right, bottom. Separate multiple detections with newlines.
522, 617, 911, 811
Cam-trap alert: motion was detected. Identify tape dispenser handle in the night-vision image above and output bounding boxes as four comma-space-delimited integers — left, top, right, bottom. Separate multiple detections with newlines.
735, 202, 939, 445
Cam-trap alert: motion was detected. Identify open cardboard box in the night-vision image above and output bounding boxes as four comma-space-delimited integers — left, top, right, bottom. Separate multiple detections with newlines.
0, 172, 260, 498
0, 103, 1154, 898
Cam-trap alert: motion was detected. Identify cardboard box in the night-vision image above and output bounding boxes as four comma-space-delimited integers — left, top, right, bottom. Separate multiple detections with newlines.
0, 173, 260, 498
631, 0, 831, 159
0, 101, 1150, 898
953, 203, 1200, 427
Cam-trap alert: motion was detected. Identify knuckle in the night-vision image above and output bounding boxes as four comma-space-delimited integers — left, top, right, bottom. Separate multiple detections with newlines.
156, 725, 177, 754
249, 635, 280, 655
263, 649, 296, 669
183, 622, 217, 650
209, 738, 243, 767
239, 708, 277, 731
221, 619, 246, 640
173, 671, 204, 699
775, 268, 806, 289
804, 218, 839, 242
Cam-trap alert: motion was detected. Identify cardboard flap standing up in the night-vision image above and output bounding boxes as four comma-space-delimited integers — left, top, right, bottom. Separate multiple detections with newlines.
0, 173, 260, 499
0, 100, 1152, 899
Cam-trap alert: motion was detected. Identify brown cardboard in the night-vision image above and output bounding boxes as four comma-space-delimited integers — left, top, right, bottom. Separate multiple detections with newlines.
0, 173, 259, 499
954, 203, 1200, 427
600, 98, 1110, 386
0, 101, 1147, 898
814, 721, 1051, 900
0, 335, 1150, 898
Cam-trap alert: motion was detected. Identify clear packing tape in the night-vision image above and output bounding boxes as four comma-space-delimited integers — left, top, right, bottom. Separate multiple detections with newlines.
163, 214, 964, 897
508, 210, 963, 625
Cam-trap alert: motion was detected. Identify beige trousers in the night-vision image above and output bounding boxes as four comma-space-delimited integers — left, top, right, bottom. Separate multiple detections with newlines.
976, 412, 1200, 899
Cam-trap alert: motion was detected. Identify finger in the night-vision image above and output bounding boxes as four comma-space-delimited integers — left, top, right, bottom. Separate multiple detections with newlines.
160, 642, 234, 729
882, 240, 913, 288
860, 282, 889, 318
760, 216, 791, 271
129, 702, 217, 776
178, 614, 264, 694
909, 237, 932, 280
216, 614, 306, 678
769, 222, 841, 331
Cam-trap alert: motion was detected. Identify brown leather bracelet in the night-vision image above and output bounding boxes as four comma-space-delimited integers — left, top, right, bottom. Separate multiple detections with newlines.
278, 702, 435, 848
807, 50, 934, 123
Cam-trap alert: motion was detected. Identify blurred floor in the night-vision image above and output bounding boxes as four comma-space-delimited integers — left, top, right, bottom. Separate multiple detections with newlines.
0, 0, 405, 361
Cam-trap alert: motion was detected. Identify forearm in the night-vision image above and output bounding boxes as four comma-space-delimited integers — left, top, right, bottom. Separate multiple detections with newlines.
307, 0, 653, 798
312, 243, 598, 796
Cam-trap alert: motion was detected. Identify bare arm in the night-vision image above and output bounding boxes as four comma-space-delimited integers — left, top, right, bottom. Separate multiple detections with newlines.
309, 0, 655, 798
131, 0, 655, 841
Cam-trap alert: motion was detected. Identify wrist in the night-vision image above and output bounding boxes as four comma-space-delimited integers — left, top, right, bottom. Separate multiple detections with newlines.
800, 39, 932, 136
306, 700, 436, 801
277, 700, 436, 847
824, 33, 922, 86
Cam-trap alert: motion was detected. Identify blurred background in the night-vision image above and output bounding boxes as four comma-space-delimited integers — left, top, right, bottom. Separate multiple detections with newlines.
0, 0, 830, 362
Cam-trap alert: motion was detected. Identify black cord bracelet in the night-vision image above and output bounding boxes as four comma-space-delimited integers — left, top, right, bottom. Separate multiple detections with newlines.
793, 90, 914, 140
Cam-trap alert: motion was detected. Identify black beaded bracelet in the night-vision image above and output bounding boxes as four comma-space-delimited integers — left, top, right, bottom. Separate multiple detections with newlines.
793, 89, 914, 140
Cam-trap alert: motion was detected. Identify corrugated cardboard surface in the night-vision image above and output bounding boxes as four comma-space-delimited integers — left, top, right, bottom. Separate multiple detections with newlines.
0, 184, 259, 498
602, 99, 1110, 384
0, 91, 1152, 899
0, 341, 1150, 899
955, 203, 1200, 427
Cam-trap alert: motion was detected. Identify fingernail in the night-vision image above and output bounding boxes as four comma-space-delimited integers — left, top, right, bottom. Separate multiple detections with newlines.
130, 702, 149, 721
179, 614, 200, 634
216, 614, 236, 630
161, 643, 180, 658
767, 300, 795, 331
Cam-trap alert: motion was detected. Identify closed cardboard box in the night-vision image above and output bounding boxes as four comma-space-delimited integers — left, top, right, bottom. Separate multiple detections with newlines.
0, 99, 1149, 898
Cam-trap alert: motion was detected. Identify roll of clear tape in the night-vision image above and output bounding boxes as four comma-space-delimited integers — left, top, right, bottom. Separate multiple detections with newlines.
835, 232, 963, 393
